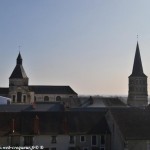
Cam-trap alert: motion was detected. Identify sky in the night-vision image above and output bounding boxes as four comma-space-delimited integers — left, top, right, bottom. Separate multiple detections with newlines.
0, 0, 150, 96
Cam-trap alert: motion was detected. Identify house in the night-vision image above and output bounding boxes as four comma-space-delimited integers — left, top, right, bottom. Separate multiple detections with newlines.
0, 107, 110, 150
105, 107, 150, 150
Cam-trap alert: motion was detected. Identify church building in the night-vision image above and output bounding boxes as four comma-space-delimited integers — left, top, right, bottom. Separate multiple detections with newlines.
0, 53, 77, 104
127, 42, 148, 107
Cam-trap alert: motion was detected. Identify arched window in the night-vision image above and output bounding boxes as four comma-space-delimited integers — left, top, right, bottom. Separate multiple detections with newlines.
44, 96, 49, 102
17, 92, 22, 103
23, 95, 26, 103
12, 95, 16, 103
34, 96, 36, 102
56, 96, 61, 101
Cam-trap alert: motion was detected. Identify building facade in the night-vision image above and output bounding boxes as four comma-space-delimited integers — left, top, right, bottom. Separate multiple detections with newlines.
0, 53, 77, 104
0, 42, 150, 150
0, 110, 110, 150
105, 107, 150, 150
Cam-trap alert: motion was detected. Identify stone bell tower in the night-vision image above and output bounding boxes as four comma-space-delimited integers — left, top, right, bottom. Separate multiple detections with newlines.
127, 42, 148, 107
9, 52, 29, 103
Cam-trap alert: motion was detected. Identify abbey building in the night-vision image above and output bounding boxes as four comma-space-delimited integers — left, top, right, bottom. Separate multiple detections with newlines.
0, 53, 77, 104
0, 41, 148, 107
0, 42, 149, 150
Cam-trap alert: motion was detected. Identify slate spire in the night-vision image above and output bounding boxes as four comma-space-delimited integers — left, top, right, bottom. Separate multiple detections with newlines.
17, 52, 22, 65
9, 52, 28, 79
128, 41, 148, 107
130, 42, 146, 77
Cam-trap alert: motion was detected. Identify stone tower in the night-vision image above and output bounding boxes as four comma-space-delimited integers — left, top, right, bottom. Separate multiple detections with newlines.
9, 52, 29, 103
127, 42, 148, 107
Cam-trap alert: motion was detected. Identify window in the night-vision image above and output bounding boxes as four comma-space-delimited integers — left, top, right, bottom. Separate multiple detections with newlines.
91, 135, 97, 146
12, 95, 16, 103
124, 141, 128, 149
44, 96, 49, 102
17, 92, 22, 103
51, 136, 57, 143
24, 136, 33, 146
147, 140, 150, 150
80, 135, 86, 142
70, 136, 75, 144
34, 96, 36, 102
100, 135, 105, 150
23, 95, 26, 103
101, 135, 105, 145
56, 96, 61, 101
10, 136, 20, 146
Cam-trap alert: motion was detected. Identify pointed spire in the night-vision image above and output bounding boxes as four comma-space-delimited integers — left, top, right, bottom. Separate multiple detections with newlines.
17, 52, 22, 65
9, 52, 28, 79
130, 42, 146, 77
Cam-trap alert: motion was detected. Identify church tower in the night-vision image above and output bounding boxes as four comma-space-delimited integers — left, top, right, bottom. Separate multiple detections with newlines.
9, 52, 29, 103
127, 42, 148, 107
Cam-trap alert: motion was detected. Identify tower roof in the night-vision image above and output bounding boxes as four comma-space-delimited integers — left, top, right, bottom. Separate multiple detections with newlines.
9, 53, 28, 79
130, 42, 146, 77
17, 52, 22, 65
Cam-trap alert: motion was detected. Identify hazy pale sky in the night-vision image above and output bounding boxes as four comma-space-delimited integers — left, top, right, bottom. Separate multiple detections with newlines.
0, 0, 150, 95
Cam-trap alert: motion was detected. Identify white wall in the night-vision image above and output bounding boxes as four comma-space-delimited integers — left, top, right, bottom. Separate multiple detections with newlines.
33, 135, 75, 150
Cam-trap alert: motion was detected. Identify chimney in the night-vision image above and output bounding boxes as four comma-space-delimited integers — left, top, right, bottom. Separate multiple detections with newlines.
33, 115, 40, 135
62, 116, 69, 134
